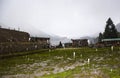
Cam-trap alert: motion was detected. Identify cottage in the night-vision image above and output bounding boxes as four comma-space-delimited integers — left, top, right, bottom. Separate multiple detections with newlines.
102, 38, 120, 46
30, 37, 50, 48
64, 43, 72, 48
0, 28, 30, 42
71, 39, 88, 47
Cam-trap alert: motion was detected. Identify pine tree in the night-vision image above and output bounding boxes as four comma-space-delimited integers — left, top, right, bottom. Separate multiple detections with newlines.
103, 18, 118, 39
58, 41, 63, 48
98, 32, 103, 42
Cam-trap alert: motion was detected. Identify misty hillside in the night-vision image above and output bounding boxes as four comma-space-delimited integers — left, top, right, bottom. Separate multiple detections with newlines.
116, 23, 120, 32
0, 23, 71, 45
0, 23, 96, 45
0, 23, 99, 45
50, 35, 71, 45
27, 29, 71, 45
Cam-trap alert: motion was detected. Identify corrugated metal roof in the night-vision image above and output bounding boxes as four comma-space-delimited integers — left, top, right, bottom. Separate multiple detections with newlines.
102, 38, 120, 41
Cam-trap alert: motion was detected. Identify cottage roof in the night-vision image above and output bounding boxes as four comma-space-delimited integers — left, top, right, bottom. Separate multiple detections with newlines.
102, 38, 120, 42
71, 39, 88, 41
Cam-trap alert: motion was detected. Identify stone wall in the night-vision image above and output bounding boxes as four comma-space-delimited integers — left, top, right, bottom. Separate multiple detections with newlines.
0, 42, 49, 54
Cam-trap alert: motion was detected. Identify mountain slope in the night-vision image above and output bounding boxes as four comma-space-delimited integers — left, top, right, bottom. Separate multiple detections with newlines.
0, 23, 71, 45
116, 23, 120, 32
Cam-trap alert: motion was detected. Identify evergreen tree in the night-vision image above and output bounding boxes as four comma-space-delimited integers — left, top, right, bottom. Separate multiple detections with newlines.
98, 32, 103, 42
103, 18, 118, 39
58, 41, 63, 48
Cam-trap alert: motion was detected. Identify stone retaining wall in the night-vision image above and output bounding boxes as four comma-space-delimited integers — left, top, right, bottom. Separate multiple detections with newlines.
0, 42, 49, 54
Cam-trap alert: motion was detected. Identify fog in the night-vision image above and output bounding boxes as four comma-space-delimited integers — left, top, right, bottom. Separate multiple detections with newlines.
0, 0, 120, 38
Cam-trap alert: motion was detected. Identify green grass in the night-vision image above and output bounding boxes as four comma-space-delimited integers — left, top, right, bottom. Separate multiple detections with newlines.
0, 47, 120, 78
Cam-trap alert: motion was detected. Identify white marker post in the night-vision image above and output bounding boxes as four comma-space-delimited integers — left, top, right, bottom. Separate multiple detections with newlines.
87, 58, 90, 64
110, 69, 113, 72
81, 54, 82, 57
96, 48, 98, 51
73, 52, 76, 59
49, 49, 51, 52
111, 46, 113, 51
26, 48, 28, 51
35, 45, 37, 49
63, 44, 65, 49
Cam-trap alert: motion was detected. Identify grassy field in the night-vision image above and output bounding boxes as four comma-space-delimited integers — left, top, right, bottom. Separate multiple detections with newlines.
0, 47, 120, 78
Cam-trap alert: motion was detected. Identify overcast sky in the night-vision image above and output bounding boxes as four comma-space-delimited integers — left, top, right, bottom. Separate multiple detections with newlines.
0, 0, 120, 38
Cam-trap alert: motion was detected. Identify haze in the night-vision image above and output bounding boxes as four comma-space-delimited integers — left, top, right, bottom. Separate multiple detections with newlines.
0, 0, 120, 38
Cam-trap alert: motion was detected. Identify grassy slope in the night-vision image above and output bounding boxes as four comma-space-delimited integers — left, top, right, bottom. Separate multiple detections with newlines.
39, 47, 120, 78
0, 47, 120, 78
